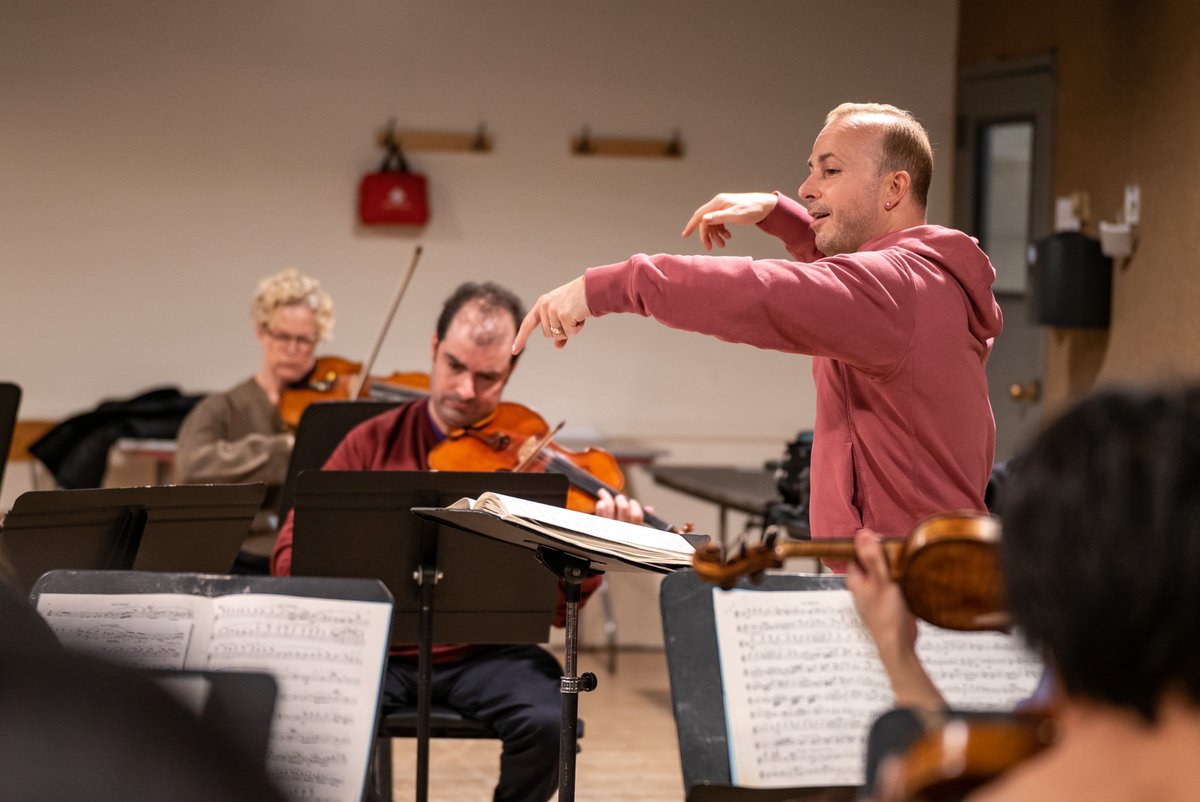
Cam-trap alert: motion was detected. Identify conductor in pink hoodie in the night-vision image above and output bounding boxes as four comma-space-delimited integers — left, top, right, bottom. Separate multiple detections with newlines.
514, 103, 1003, 554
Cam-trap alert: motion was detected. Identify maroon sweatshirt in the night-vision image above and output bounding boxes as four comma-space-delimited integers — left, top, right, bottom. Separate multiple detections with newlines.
585, 194, 1003, 551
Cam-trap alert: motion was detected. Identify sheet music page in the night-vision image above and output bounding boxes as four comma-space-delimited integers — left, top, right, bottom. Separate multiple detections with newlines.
712, 588, 1042, 788
473, 492, 694, 559
208, 594, 392, 802
36, 592, 208, 669
38, 591, 391, 802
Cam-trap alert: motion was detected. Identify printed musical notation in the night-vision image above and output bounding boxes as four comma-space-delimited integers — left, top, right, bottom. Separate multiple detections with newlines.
713, 589, 1042, 788
44, 617, 192, 670
37, 591, 391, 802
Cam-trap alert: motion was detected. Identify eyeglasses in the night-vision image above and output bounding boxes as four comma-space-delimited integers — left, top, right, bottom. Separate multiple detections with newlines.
262, 326, 318, 349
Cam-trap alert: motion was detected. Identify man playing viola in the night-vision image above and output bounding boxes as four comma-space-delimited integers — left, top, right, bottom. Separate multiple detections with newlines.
271, 280, 644, 802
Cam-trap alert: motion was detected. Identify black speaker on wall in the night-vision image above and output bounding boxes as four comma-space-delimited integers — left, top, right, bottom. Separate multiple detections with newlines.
1029, 231, 1112, 328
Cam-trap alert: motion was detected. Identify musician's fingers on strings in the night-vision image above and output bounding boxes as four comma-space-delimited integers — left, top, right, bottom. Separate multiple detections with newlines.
594, 487, 615, 519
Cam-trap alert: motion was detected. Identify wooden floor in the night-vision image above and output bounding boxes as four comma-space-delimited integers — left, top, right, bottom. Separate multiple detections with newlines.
389, 649, 686, 802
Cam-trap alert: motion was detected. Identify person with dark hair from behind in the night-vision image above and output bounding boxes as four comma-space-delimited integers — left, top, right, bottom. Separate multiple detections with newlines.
968, 384, 1200, 801
271, 280, 647, 802
855, 384, 1200, 801
0, 569, 286, 802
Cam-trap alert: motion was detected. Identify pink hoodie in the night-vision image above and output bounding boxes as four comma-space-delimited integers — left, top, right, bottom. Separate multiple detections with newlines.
585, 195, 1003, 544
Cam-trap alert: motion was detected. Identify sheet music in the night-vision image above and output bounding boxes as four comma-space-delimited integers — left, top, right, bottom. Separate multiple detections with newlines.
475, 492, 694, 557
37, 591, 391, 802
712, 588, 1042, 788
38, 592, 205, 669
208, 594, 390, 802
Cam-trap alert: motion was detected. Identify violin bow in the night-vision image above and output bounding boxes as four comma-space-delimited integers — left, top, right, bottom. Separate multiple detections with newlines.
349, 245, 424, 399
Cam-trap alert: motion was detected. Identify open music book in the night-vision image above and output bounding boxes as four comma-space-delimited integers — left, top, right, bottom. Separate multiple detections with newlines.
444, 492, 695, 569
712, 587, 1043, 788
36, 582, 391, 802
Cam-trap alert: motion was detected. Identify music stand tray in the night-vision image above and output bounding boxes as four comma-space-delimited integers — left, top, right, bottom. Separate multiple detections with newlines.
0, 483, 265, 594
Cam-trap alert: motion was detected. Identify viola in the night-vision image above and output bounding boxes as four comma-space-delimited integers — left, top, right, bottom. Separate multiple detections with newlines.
880, 711, 1056, 802
278, 359, 428, 429
692, 512, 1007, 632
427, 400, 679, 532
277, 245, 424, 429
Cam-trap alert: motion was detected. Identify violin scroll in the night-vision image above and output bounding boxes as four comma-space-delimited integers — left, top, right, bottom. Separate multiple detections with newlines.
689, 511, 1009, 632
691, 542, 787, 590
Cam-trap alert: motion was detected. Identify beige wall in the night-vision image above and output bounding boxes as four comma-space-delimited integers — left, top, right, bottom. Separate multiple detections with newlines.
1, 0, 959, 645
960, 0, 1200, 411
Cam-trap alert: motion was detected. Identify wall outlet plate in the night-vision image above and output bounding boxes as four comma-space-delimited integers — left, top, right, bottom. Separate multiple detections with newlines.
1125, 184, 1141, 226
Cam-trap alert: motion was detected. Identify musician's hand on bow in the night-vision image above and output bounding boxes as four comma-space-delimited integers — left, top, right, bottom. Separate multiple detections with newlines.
681, 192, 779, 251
513, 276, 590, 355
593, 487, 647, 525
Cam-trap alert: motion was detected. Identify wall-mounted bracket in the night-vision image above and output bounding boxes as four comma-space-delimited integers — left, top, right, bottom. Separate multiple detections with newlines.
376, 123, 492, 154
571, 127, 684, 159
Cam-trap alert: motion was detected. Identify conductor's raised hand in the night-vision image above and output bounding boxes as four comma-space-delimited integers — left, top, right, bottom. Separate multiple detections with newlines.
681, 192, 779, 251
512, 275, 591, 355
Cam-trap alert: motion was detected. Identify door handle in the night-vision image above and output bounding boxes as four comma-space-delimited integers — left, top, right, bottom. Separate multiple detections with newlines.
1009, 380, 1041, 403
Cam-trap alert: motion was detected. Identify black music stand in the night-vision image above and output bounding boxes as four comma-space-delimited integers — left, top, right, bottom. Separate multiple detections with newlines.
277, 400, 397, 521
0, 483, 265, 594
659, 569, 854, 802
290, 469, 569, 802
412, 504, 704, 802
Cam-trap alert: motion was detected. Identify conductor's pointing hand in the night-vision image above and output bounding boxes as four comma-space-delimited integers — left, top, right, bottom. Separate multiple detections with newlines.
512, 276, 590, 355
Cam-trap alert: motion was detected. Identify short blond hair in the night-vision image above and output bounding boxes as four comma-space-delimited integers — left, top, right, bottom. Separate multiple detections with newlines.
826, 102, 934, 208
250, 268, 334, 342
